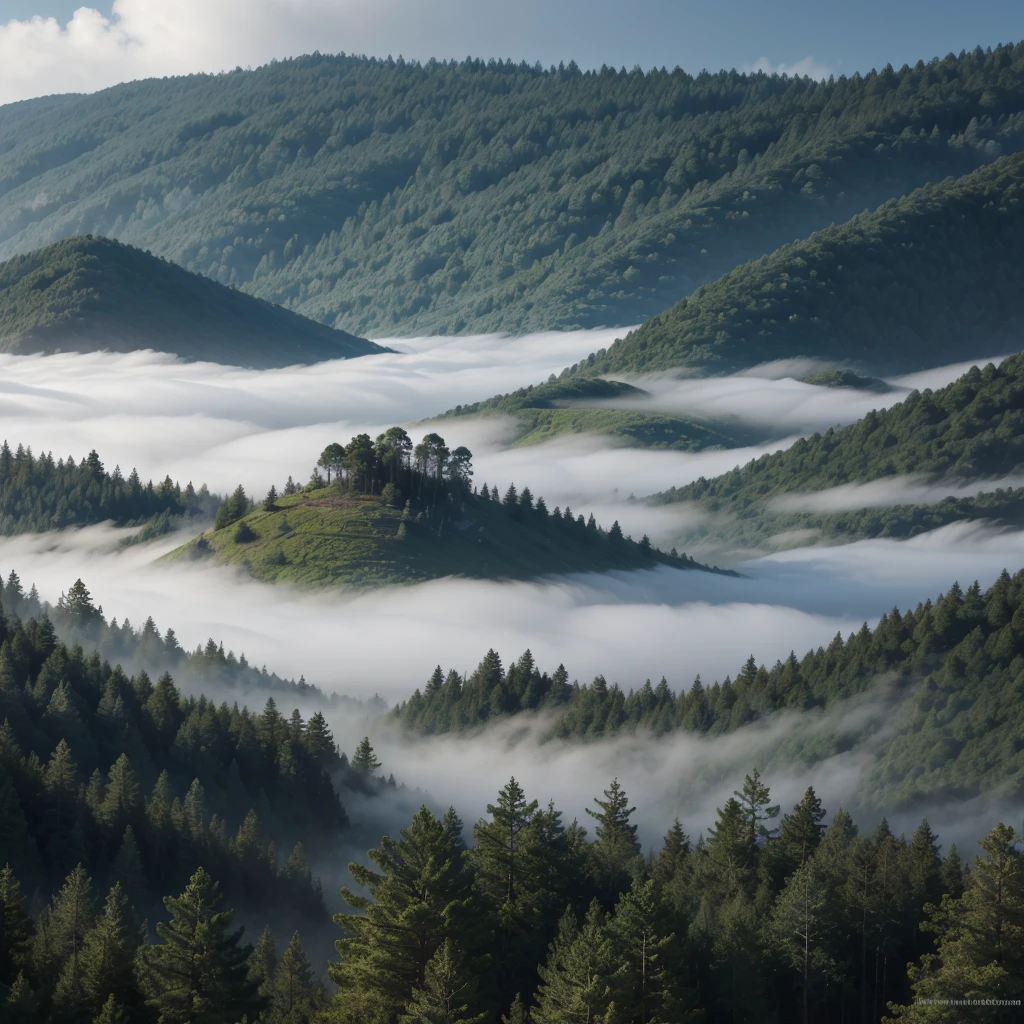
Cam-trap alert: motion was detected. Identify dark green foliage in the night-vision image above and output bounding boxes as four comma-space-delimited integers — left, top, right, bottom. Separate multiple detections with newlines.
0, 236, 381, 366
655, 352, 1024, 548
137, 867, 261, 1024
567, 151, 1024, 377
395, 571, 1024, 809
3, 47, 1024, 335
0, 440, 217, 535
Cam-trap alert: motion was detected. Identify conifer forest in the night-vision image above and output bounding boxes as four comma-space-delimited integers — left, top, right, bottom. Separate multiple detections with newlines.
1, 6, 1023, 1023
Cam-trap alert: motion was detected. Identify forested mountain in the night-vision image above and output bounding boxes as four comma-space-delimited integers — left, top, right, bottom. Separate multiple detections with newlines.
543, 150, 1024, 378
652, 353, 1024, 548
0, 236, 382, 367
2, 46, 1023, 335
175, 432, 716, 586
0, 439, 219, 535
394, 570, 1024, 812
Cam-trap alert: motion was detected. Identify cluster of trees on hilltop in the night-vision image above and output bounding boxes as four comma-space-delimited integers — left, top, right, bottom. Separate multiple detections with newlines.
552, 151, 1024, 377
0, 441, 219, 534
656, 355, 1024, 513
3, 46, 1024, 334
395, 570, 1024, 811
324, 775, 1021, 1024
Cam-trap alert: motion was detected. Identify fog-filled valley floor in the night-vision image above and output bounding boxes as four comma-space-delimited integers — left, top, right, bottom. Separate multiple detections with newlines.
0, 329, 1020, 834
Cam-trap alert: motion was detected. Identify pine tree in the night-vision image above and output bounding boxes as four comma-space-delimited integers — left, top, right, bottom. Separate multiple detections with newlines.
533, 902, 613, 1024
399, 938, 486, 1024
108, 825, 148, 918
351, 736, 381, 776
46, 864, 97, 1014
272, 931, 322, 1022
5, 971, 38, 1018
79, 883, 142, 1017
329, 805, 473, 1021
91, 993, 127, 1024
137, 867, 261, 1024
247, 925, 277, 1002
0, 863, 33, 985
586, 779, 641, 899
98, 754, 142, 838
778, 787, 826, 872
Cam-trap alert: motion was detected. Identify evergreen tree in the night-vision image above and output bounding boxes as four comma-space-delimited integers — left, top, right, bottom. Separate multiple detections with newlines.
532, 902, 613, 1024
0, 863, 32, 986
351, 736, 381, 776
46, 864, 97, 1016
247, 924, 277, 1002
79, 883, 142, 1017
272, 931, 322, 1023
329, 805, 473, 1022
137, 867, 261, 1024
399, 938, 486, 1024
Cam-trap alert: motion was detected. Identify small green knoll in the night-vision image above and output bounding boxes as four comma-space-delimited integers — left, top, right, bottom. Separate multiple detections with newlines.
170, 487, 715, 587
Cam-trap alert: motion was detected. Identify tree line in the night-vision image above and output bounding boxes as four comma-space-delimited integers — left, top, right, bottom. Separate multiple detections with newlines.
394, 569, 1024, 811
0, 441, 219, 535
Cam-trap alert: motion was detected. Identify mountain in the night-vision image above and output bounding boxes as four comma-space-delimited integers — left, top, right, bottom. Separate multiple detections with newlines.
169, 484, 718, 587
0, 235, 383, 366
557, 152, 1024, 379
1, 46, 1023, 336
391, 571, 1024, 811
652, 352, 1024, 550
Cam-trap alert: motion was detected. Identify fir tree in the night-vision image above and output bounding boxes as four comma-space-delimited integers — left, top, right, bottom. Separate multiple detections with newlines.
399, 938, 486, 1024
351, 736, 381, 776
137, 867, 261, 1024
272, 931, 322, 1023
79, 883, 142, 1017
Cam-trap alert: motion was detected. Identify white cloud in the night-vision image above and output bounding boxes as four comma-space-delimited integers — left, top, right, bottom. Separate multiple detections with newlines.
0, 0, 412, 104
746, 55, 834, 80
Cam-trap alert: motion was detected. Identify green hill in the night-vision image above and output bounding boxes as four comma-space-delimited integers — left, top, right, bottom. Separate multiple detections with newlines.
433, 376, 755, 450
651, 352, 1024, 550
169, 486, 718, 587
556, 152, 1024, 378
0, 235, 383, 366
1, 46, 1023, 335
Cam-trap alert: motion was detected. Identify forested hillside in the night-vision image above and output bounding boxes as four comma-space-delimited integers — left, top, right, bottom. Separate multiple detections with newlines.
0, 439, 218, 534
549, 150, 1024, 377
2, 46, 1023, 335
394, 570, 1024, 811
653, 354, 1024, 541
0, 236, 382, 366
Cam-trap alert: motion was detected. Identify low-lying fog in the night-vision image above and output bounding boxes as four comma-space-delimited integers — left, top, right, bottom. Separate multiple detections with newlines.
1, 332, 1019, 854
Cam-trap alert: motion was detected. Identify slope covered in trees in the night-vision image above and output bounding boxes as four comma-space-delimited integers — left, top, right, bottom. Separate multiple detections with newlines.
394, 570, 1024, 812
652, 353, 1024, 548
2, 46, 1023, 335
551, 150, 1024, 377
0, 440, 219, 535
172, 432, 716, 586
0, 236, 383, 367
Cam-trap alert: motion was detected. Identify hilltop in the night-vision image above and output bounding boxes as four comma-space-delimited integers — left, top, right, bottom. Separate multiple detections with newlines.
433, 376, 754, 450
0, 235, 383, 366
1, 46, 1022, 335
170, 486, 715, 587
166, 428, 721, 586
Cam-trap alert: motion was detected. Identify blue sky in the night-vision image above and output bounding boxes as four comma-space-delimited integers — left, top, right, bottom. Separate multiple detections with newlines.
3, 0, 1022, 79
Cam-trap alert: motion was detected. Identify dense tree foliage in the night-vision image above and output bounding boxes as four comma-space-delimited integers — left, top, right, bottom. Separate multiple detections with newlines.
655, 355, 1024, 522
0, 440, 219, 535
325, 779, 1023, 1024
0, 236, 382, 366
395, 571, 1024, 810
2, 46, 1023, 335
555, 152, 1024, 376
